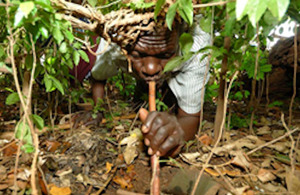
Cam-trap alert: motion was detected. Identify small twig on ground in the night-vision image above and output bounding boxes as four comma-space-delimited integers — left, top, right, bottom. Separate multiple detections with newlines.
85, 185, 93, 195
247, 128, 299, 156
191, 71, 238, 195
116, 189, 147, 195
94, 166, 117, 195
214, 166, 238, 194
288, 23, 298, 126
38, 165, 49, 195
0, 140, 16, 152
129, 102, 146, 132
105, 86, 114, 119
193, 0, 235, 8
281, 113, 296, 175
13, 139, 22, 195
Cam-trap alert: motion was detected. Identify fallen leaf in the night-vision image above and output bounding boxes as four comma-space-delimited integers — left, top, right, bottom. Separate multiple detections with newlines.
180, 152, 201, 163
235, 186, 249, 195
55, 168, 72, 177
44, 140, 61, 152
120, 128, 143, 145
256, 125, 270, 135
267, 142, 290, 153
17, 169, 31, 181
3, 141, 18, 156
106, 162, 113, 174
0, 184, 9, 190
259, 116, 271, 126
123, 145, 138, 165
257, 168, 276, 183
126, 164, 135, 173
244, 190, 255, 195
49, 184, 71, 195
198, 134, 213, 146
231, 151, 251, 170
113, 176, 133, 189
204, 168, 220, 177
286, 170, 300, 194
224, 169, 241, 177
261, 158, 271, 168
261, 182, 287, 192
202, 121, 214, 129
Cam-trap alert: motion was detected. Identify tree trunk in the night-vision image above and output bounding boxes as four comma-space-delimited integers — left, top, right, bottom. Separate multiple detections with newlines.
213, 36, 231, 142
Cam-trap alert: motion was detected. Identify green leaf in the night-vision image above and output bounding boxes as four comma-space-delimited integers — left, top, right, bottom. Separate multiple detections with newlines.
0, 47, 5, 58
164, 56, 183, 72
25, 54, 33, 70
39, 26, 48, 38
59, 42, 67, 53
73, 50, 80, 65
87, 0, 97, 7
15, 121, 30, 140
35, 0, 52, 12
267, 0, 290, 20
31, 114, 44, 130
247, 0, 268, 27
224, 16, 236, 36
166, 3, 178, 30
64, 30, 74, 43
6, 92, 20, 105
178, 0, 193, 26
20, 1, 35, 18
179, 33, 193, 55
236, 0, 249, 20
199, 15, 212, 33
44, 75, 54, 92
49, 76, 65, 95
78, 50, 89, 63
0, 62, 12, 73
154, 0, 165, 19
22, 143, 34, 153
53, 25, 63, 44
14, 8, 25, 27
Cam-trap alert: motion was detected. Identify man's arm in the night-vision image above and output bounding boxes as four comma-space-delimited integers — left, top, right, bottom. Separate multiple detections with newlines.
177, 108, 200, 141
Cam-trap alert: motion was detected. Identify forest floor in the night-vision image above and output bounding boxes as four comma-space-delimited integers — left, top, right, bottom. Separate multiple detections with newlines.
0, 79, 300, 195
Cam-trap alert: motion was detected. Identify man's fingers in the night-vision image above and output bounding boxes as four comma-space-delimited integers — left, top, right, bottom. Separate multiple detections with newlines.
148, 123, 174, 153
158, 135, 182, 156
139, 108, 148, 123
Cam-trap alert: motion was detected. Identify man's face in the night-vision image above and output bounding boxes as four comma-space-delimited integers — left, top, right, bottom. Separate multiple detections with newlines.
128, 27, 179, 83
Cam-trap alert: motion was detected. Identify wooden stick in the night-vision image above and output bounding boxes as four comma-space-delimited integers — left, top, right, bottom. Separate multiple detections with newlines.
148, 81, 160, 195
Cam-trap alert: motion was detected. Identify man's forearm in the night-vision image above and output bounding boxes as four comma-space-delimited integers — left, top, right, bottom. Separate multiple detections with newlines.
177, 108, 200, 141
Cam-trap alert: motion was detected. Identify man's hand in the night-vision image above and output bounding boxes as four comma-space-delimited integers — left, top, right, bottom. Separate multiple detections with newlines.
72, 111, 103, 128
139, 108, 185, 157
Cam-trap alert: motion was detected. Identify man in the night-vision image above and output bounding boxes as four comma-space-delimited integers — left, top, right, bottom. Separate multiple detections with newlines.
74, 18, 210, 157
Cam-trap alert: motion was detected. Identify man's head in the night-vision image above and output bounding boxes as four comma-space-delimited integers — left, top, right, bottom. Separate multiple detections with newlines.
128, 25, 181, 83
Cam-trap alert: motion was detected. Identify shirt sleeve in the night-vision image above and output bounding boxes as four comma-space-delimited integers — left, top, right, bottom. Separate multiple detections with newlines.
167, 20, 211, 114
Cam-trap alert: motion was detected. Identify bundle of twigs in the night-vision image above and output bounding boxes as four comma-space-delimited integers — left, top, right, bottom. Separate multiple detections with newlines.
52, 0, 175, 49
